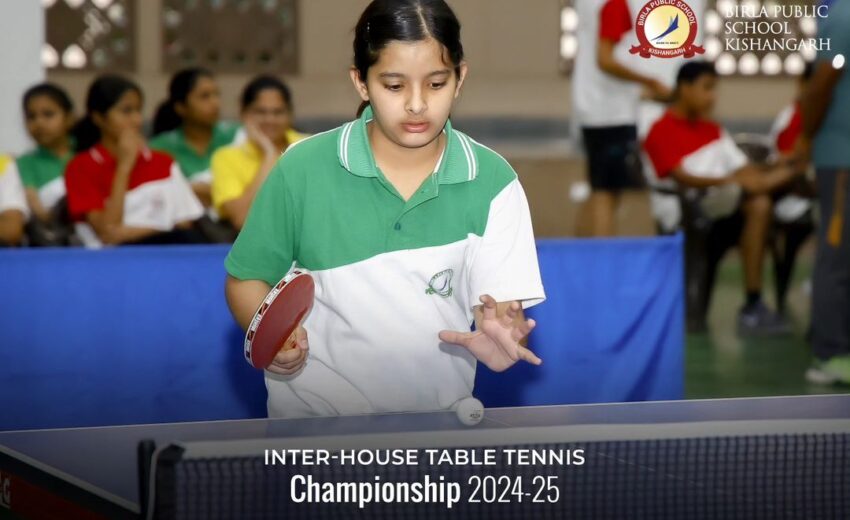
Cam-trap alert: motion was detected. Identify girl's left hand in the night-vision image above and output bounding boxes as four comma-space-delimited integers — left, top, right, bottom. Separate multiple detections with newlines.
438, 295, 540, 372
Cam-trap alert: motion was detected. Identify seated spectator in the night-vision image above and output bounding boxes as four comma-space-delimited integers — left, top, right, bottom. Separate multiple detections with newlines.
643, 61, 802, 335
211, 76, 306, 230
150, 68, 239, 208
772, 62, 814, 159
16, 83, 76, 245
0, 155, 28, 246
65, 75, 205, 247
768, 62, 816, 223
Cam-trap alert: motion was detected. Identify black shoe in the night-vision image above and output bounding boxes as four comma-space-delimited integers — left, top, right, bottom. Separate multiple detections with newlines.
737, 301, 792, 336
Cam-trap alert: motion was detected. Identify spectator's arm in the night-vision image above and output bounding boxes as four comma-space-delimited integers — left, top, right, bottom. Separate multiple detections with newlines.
597, 40, 671, 101
597, 39, 654, 85
85, 210, 159, 245
669, 167, 732, 189
25, 187, 50, 223
98, 159, 133, 231
221, 153, 278, 231
191, 182, 212, 208
801, 60, 844, 140
731, 163, 799, 195
0, 209, 25, 245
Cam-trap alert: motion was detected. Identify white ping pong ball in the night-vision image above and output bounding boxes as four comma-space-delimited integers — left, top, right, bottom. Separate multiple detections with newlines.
455, 397, 484, 426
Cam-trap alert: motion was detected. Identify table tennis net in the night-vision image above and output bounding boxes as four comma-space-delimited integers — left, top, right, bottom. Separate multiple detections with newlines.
152, 432, 849, 519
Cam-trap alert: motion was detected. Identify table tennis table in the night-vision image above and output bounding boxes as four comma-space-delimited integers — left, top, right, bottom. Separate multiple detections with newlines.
1, 394, 848, 519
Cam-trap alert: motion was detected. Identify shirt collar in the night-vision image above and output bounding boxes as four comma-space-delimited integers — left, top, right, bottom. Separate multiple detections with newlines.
90, 143, 152, 165
337, 104, 478, 184
35, 140, 74, 162
178, 124, 232, 155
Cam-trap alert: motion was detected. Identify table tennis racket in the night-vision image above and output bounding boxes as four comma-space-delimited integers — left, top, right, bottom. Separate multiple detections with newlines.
244, 269, 315, 370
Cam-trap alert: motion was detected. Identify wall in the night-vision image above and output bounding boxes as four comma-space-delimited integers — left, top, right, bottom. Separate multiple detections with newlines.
0, 1, 44, 154
47, 0, 796, 126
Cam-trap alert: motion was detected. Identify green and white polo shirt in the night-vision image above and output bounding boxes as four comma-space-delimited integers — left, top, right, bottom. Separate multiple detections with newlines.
149, 122, 240, 183
16, 146, 73, 211
226, 106, 545, 418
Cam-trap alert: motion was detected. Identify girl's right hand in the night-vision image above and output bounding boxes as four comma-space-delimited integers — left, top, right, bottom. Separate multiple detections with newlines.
244, 121, 277, 158
116, 129, 143, 171
267, 325, 309, 376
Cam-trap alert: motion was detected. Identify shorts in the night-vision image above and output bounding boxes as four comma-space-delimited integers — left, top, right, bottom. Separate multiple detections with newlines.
581, 125, 645, 192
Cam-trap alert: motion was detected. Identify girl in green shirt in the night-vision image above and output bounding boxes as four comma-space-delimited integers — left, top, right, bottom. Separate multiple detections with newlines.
17, 83, 75, 225
150, 68, 240, 208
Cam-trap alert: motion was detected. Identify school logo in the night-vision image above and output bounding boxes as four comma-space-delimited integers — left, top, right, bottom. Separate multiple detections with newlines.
426, 269, 454, 298
630, 0, 704, 59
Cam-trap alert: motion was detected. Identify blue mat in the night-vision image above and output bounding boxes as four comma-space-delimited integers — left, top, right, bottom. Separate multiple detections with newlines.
0, 235, 683, 430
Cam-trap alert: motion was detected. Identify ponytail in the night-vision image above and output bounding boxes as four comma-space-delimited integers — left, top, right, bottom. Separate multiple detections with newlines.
153, 67, 215, 136
71, 115, 101, 152
152, 100, 181, 136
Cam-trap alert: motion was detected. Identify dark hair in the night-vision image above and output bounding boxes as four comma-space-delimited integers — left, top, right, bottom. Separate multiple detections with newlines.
72, 74, 142, 152
152, 67, 214, 136
240, 75, 293, 111
676, 61, 717, 87
23, 82, 74, 114
353, 0, 464, 116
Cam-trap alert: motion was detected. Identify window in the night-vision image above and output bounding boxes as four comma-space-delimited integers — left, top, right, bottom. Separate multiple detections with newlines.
162, 0, 299, 73
43, 0, 135, 71
559, 0, 578, 74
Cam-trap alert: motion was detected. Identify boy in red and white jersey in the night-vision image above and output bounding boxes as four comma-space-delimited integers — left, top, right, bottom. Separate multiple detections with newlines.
644, 62, 802, 334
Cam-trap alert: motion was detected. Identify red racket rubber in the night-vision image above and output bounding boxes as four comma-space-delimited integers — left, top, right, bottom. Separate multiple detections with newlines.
244, 269, 315, 369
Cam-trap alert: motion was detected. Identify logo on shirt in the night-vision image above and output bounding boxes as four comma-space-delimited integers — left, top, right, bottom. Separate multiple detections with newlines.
630, 0, 704, 59
426, 269, 454, 298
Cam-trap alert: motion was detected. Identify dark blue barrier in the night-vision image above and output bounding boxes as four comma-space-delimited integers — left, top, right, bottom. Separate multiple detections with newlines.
0, 235, 683, 431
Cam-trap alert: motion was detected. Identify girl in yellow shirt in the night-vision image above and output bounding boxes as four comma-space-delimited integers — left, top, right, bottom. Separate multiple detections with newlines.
211, 76, 306, 230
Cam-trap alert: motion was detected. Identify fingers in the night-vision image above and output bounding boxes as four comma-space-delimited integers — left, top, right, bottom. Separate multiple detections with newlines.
511, 318, 536, 342
517, 345, 543, 366
266, 360, 304, 376
502, 301, 521, 325
268, 347, 307, 375
438, 330, 474, 347
273, 344, 307, 367
294, 325, 309, 350
268, 328, 309, 375
479, 294, 497, 321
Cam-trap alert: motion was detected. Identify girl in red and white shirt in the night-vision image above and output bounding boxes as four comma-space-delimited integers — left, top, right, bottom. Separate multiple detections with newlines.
65, 75, 204, 247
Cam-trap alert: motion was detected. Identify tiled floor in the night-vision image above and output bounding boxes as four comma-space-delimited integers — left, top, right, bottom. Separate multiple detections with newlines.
685, 246, 848, 399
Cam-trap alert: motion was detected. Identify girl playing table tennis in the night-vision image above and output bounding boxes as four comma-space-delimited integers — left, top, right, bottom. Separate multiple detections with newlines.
225, 0, 545, 418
